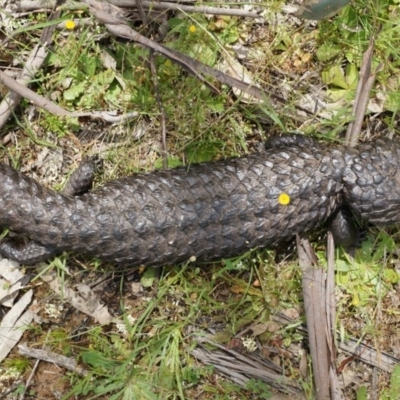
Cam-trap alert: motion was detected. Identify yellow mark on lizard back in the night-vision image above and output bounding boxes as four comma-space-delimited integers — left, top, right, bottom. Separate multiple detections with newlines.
278, 193, 290, 205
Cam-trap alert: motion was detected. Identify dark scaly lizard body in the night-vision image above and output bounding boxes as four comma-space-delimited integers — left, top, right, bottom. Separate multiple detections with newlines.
0, 135, 399, 266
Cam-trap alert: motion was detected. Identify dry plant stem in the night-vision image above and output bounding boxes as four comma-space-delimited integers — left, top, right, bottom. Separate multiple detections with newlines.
83, 0, 308, 119
83, 0, 218, 89
345, 38, 381, 147
136, 0, 168, 166
0, 44, 48, 129
134, 0, 147, 26
150, 50, 168, 169
0, 1, 63, 130
192, 336, 302, 395
326, 232, 336, 350
0, 69, 71, 117
326, 233, 344, 400
18, 358, 40, 400
297, 234, 330, 400
275, 309, 400, 374
0, 70, 139, 121
339, 339, 399, 372
15, 0, 261, 18
18, 344, 88, 376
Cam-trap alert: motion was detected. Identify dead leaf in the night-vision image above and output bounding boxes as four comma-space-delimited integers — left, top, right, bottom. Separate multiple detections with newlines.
0, 290, 34, 361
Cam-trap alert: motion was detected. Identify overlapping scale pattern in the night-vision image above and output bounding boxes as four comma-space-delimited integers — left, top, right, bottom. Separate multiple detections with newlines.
0, 135, 399, 266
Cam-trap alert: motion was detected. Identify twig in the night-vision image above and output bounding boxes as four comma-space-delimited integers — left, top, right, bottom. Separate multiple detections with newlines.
274, 309, 400, 374
345, 38, 383, 147
0, 70, 139, 122
326, 232, 345, 400
0, 44, 47, 130
0, 0, 64, 130
134, 0, 147, 27
15, 0, 262, 18
82, 0, 310, 121
18, 357, 40, 400
18, 344, 88, 376
192, 336, 302, 395
297, 234, 330, 400
149, 50, 168, 169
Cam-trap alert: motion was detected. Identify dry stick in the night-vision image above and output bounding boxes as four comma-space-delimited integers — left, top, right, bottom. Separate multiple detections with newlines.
0, 1, 137, 128
192, 336, 302, 394
345, 38, 382, 147
0, 70, 71, 117
86, 0, 220, 92
150, 50, 168, 169
83, 0, 311, 121
18, 358, 40, 400
297, 234, 330, 400
127, 0, 261, 17
15, 0, 261, 18
0, 44, 48, 129
274, 307, 400, 374
0, 70, 139, 122
135, 0, 168, 168
0, 0, 63, 130
134, 0, 148, 27
326, 233, 345, 400
18, 344, 88, 376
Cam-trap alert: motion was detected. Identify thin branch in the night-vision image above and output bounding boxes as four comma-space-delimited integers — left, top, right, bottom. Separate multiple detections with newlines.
150, 50, 168, 169
0, 1, 64, 130
345, 38, 383, 147
18, 357, 40, 400
18, 344, 88, 376
15, 0, 262, 18
326, 232, 345, 400
0, 70, 139, 122
192, 336, 302, 395
297, 234, 331, 400
82, 0, 310, 121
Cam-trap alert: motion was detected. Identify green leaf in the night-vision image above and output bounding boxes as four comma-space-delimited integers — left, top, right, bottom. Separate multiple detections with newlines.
316, 43, 343, 62
188, 43, 216, 66
79, 53, 98, 77
154, 157, 183, 169
205, 98, 225, 113
81, 351, 118, 370
140, 268, 158, 288
186, 141, 222, 163
335, 259, 352, 272
321, 65, 348, 89
391, 365, 400, 387
93, 69, 116, 86
356, 385, 367, 400
345, 63, 358, 88
385, 91, 400, 112
384, 269, 400, 284
63, 80, 87, 101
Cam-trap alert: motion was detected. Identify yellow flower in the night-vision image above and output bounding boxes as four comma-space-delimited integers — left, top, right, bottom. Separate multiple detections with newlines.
278, 193, 290, 205
65, 20, 76, 30
189, 25, 196, 33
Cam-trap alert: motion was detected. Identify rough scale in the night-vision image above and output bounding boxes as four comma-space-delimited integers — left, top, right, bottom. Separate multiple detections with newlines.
0, 135, 399, 266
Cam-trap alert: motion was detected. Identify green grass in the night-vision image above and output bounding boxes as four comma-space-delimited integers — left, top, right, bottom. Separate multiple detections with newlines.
2, 0, 400, 399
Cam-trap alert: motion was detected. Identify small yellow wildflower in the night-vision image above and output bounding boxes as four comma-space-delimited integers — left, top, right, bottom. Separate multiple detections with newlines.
189, 25, 196, 33
65, 20, 76, 30
278, 193, 290, 205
